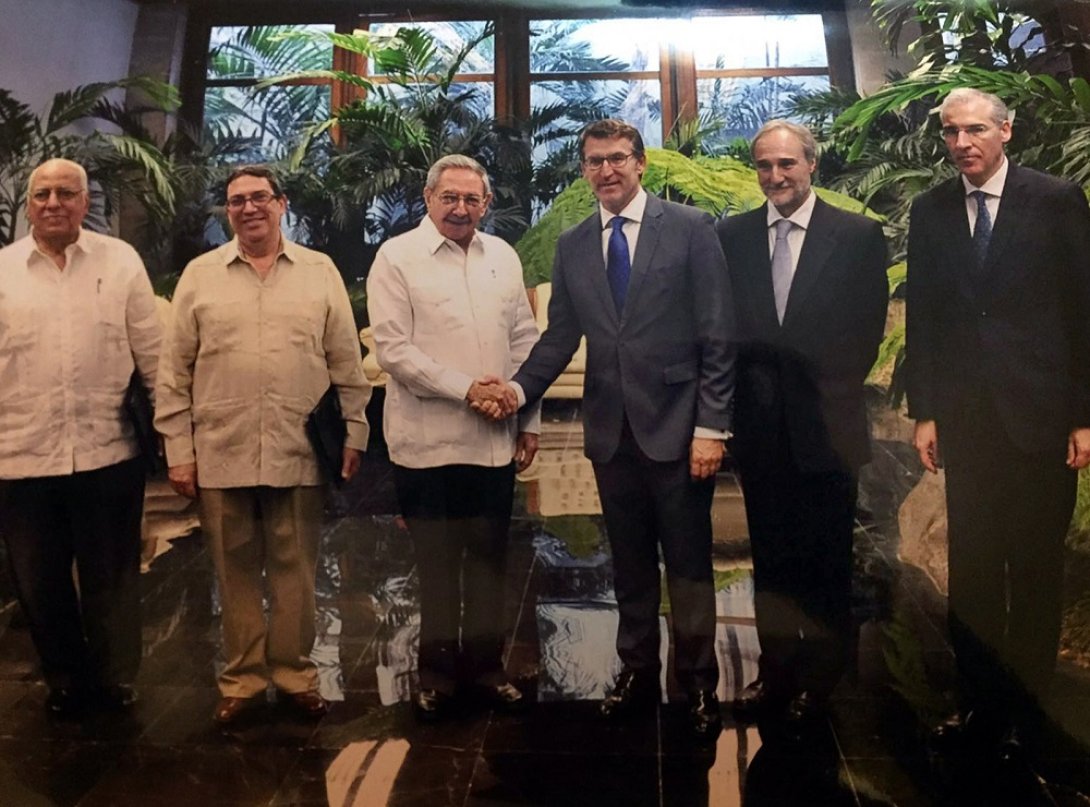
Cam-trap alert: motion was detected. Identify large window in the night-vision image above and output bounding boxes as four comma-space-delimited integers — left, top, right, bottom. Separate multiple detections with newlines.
194, 9, 843, 224
691, 14, 830, 149
205, 25, 335, 162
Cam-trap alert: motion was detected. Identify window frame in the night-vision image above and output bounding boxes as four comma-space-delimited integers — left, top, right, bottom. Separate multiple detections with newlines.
183, 3, 854, 160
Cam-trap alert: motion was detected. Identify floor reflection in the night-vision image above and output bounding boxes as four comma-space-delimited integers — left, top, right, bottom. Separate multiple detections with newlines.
0, 403, 1087, 805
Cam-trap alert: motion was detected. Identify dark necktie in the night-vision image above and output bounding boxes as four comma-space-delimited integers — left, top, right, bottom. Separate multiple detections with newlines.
971, 190, 992, 265
606, 216, 631, 313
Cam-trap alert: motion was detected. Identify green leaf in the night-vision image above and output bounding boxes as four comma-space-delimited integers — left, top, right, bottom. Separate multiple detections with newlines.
1072, 78, 1090, 115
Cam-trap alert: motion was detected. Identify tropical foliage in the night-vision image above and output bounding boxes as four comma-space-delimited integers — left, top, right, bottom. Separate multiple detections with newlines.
515, 147, 881, 288
0, 78, 177, 248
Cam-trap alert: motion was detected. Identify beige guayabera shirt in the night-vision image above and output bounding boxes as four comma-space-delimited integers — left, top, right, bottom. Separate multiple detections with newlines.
155, 238, 370, 489
0, 229, 161, 479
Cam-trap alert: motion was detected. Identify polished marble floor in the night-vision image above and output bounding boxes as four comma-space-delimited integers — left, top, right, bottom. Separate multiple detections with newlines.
1, 401, 1089, 806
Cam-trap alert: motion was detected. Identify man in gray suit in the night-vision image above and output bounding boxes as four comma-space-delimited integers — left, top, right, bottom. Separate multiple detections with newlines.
499, 118, 735, 740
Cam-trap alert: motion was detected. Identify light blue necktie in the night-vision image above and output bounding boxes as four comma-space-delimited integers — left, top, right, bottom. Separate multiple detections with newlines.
607, 216, 630, 313
971, 190, 992, 265
771, 219, 793, 324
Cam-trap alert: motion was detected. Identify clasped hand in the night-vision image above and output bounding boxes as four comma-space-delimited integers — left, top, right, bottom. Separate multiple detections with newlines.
466, 375, 518, 421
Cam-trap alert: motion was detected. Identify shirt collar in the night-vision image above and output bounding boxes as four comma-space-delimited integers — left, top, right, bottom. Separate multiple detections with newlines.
224, 235, 294, 266
28, 228, 90, 263
418, 213, 483, 255
961, 155, 1008, 198
599, 187, 648, 229
766, 188, 818, 231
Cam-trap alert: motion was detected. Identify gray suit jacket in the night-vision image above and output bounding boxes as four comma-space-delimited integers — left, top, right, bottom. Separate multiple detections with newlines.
514, 194, 735, 463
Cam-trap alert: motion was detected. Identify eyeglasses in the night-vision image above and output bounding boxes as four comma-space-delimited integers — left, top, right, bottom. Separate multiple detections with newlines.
226, 191, 280, 210
940, 124, 993, 141
435, 192, 485, 209
30, 187, 83, 204
582, 152, 636, 171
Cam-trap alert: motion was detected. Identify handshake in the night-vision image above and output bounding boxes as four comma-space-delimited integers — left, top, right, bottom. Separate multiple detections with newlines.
466, 375, 519, 421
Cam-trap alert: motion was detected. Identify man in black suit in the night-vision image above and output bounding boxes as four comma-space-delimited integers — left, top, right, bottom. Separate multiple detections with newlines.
907, 87, 1090, 753
502, 118, 735, 739
717, 121, 888, 725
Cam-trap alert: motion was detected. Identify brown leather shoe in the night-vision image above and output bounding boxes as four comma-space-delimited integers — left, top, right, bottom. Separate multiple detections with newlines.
213, 696, 260, 725
282, 690, 328, 718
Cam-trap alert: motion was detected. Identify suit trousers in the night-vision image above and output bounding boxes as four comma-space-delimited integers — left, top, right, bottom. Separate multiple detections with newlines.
941, 400, 1075, 722
592, 424, 718, 691
738, 462, 856, 699
394, 463, 516, 694
0, 457, 144, 691
199, 485, 324, 698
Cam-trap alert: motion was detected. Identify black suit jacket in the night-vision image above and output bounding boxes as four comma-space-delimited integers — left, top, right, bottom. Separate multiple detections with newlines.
905, 163, 1090, 452
717, 197, 889, 474
514, 194, 735, 464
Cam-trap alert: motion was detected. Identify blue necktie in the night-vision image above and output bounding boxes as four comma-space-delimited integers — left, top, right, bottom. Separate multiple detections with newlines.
971, 190, 992, 265
606, 216, 631, 314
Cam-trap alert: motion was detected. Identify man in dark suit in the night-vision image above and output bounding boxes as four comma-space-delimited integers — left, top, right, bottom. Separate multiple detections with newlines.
717, 121, 889, 725
907, 87, 1090, 754
504, 118, 735, 739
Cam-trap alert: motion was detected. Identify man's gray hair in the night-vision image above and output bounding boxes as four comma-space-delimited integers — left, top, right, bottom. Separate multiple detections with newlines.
939, 87, 1010, 126
27, 158, 89, 196
426, 154, 492, 196
750, 120, 818, 164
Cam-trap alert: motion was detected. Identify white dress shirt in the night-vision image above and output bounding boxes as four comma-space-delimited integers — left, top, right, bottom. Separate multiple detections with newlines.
765, 186, 818, 283
0, 229, 161, 479
961, 155, 1008, 234
367, 216, 541, 469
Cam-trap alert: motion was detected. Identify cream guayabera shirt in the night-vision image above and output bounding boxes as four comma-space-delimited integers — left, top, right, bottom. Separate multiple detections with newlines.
367, 216, 540, 469
155, 238, 370, 489
0, 229, 161, 479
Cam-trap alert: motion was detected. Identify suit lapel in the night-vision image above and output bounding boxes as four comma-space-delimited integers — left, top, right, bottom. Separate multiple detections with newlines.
934, 177, 978, 299
622, 193, 663, 322
576, 212, 618, 327
781, 197, 837, 327
740, 205, 781, 333
982, 163, 1029, 291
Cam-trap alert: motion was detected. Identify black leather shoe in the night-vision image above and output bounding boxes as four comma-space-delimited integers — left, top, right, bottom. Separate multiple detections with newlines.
600, 670, 659, 720
479, 682, 528, 713
785, 691, 824, 726
45, 687, 87, 718
930, 709, 972, 746
732, 679, 771, 721
689, 689, 722, 741
413, 688, 452, 722
98, 684, 138, 712
997, 724, 1024, 765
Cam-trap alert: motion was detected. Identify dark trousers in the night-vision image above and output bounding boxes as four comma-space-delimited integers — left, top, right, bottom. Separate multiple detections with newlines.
0, 457, 145, 690
394, 462, 516, 694
739, 462, 856, 699
592, 427, 718, 692
942, 407, 1075, 723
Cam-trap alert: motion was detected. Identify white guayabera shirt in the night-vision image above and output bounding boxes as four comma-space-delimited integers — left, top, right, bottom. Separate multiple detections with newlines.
0, 229, 161, 479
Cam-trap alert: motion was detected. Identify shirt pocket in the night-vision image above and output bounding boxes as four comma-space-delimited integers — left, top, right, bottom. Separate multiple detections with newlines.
266, 297, 326, 358
197, 300, 250, 356
94, 296, 132, 388
411, 284, 463, 336
0, 307, 42, 398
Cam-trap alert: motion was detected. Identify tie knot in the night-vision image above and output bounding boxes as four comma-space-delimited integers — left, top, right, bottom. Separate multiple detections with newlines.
971, 190, 988, 208
610, 216, 626, 233
774, 219, 792, 239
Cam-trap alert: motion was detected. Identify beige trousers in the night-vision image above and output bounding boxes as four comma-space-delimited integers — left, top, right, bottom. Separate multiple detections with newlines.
199, 486, 324, 698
